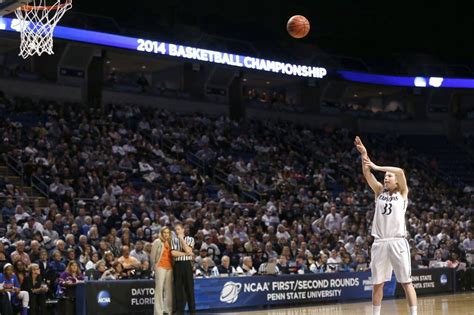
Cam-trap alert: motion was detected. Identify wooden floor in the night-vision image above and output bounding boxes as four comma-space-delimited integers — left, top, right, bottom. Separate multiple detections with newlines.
211, 292, 474, 315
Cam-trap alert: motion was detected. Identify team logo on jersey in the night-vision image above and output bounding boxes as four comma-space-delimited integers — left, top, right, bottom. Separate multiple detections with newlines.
220, 282, 242, 304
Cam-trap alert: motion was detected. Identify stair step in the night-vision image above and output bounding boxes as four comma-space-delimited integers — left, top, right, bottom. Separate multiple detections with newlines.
21, 187, 47, 198
4, 176, 22, 185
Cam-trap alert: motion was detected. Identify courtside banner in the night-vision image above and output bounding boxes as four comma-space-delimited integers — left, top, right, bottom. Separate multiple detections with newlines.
78, 272, 397, 313
83, 279, 155, 315
196, 272, 396, 310
395, 268, 455, 296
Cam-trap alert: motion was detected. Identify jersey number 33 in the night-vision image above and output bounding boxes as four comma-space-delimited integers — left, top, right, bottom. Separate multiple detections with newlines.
382, 202, 392, 215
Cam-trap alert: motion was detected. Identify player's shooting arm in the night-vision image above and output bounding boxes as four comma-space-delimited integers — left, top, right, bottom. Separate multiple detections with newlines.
354, 136, 383, 196
366, 160, 408, 196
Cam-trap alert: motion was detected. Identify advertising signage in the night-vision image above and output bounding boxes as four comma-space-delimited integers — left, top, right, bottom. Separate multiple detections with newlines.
0, 17, 327, 79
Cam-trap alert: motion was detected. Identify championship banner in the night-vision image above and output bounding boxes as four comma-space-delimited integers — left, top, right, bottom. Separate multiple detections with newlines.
395, 268, 455, 296
195, 272, 396, 310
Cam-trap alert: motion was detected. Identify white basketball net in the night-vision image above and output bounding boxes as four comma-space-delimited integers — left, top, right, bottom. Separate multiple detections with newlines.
14, 0, 72, 58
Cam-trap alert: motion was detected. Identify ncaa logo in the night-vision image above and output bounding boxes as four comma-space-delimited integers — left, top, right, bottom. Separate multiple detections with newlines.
440, 274, 447, 285
220, 282, 242, 304
97, 290, 111, 307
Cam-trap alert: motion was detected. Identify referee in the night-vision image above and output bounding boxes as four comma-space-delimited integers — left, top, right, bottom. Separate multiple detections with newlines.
171, 223, 195, 314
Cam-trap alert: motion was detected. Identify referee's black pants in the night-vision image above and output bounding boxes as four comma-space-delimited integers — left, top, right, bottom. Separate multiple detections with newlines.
173, 261, 195, 314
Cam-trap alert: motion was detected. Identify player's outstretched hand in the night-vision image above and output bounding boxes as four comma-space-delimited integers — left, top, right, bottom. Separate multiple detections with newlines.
354, 136, 367, 156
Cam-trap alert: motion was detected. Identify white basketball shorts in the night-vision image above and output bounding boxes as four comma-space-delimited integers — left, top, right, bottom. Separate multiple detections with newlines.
370, 237, 412, 285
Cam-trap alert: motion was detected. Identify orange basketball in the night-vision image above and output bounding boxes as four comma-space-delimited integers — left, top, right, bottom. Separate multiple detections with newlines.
287, 15, 310, 39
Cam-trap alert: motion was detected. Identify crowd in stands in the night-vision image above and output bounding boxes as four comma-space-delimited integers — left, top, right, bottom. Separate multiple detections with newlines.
0, 93, 472, 313
104, 70, 190, 100
321, 101, 412, 120
244, 87, 303, 113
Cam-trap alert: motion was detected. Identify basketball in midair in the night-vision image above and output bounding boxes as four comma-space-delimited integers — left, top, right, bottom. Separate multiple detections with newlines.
287, 15, 310, 39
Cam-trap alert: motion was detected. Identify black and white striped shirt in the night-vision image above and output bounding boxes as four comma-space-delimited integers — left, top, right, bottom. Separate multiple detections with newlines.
171, 235, 195, 261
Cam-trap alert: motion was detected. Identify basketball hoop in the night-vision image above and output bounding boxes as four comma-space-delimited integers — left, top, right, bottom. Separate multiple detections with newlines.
14, 0, 72, 58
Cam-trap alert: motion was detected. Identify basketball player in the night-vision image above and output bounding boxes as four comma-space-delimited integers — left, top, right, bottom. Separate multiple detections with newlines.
354, 136, 417, 315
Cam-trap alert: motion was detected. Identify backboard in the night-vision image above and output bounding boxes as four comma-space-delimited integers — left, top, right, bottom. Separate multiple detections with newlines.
0, 0, 30, 16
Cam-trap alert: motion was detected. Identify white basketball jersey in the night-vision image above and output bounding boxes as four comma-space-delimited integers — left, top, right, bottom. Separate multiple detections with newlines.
371, 191, 407, 239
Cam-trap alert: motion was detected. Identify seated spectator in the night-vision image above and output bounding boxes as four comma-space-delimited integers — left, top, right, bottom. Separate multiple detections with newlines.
212, 256, 237, 277
103, 251, 115, 269
277, 255, 290, 275
200, 235, 220, 260
309, 254, 328, 273
101, 261, 126, 280
42, 221, 59, 242
236, 256, 257, 276
0, 263, 29, 315
2, 198, 15, 222
339, 254, 353, 272
258, 257, 280, 275
462, 232, 473, 254
195, 257, 213, 278
446, 252, 461, 269
429, 249, 447, 268
252, 249, 266, 271
84, 252, 100, 271
57, 261, 84, 314
21, 217, 43, 240
14, 205, 30, 226
264, 242, 278, 260
276, 225, 290, 241
195, 247, 214, 266
327, 249, 342, 270
28, 241, 41, 263
49, 250, 66, 277
118, 245, 141, 272
0, 243, 9, 271
130, 240, 148, 265
21, 263, 48, 315
10, 241, 31, 266
95, 260, 107, 280
134, 261, 152, 279
350, 254, 368, 271
36, 249, 50, 276
0, 288, 12, 315
446, 252, 472, 291
85, 260, 107, 281
58, 261, 84, 296
13, 260, 27, 288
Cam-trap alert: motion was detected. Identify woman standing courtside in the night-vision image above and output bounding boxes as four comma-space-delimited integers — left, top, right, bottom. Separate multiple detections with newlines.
150, 227, 173, 315
354, 136, 417, 315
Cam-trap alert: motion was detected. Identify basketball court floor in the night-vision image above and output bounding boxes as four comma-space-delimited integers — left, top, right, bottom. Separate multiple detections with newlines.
211, 292, 474, 315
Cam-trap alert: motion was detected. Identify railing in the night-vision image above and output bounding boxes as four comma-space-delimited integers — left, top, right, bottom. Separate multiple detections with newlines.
212, 168, 235, 193
186, 152, 206, 174
31, 175, 50, 199
240, 190, 258, 202
70, 197, 234, 214
5, 154, 24, 183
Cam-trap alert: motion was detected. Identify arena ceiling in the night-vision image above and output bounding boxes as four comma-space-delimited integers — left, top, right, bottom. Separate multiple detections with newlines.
74, 0, 474, 62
